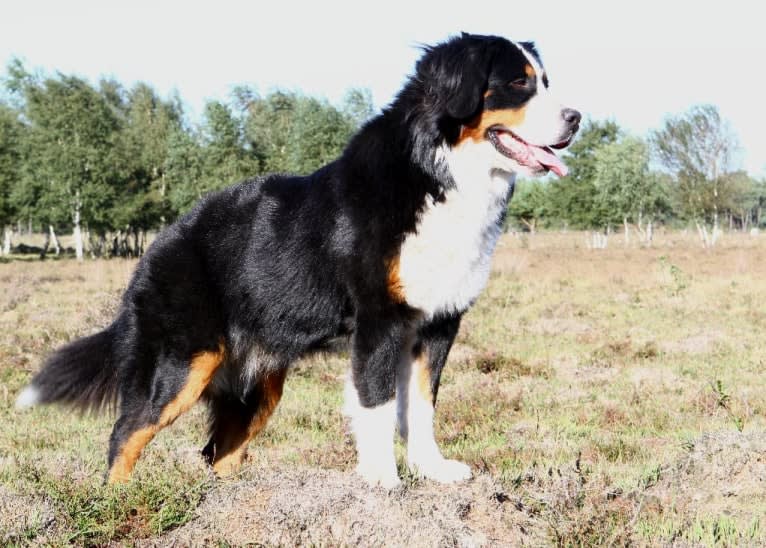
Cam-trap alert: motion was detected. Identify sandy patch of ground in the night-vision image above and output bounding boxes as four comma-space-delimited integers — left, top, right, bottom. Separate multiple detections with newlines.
149, 469, 544, 547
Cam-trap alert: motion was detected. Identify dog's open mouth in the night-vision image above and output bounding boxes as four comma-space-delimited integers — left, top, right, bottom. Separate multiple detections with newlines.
487, 127, 570, 177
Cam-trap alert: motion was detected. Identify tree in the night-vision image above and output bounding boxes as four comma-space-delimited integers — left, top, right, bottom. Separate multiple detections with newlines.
507, 179, 550, 233
0, 103, 23, 254
592, 136, 668, 245
164, 127, 206, 216
166, 100, 259, 215
650, 104, 740, 246
547, 119, 621, 229
342, 88, 375, 128
105, 82, 183, 255
751, 178, 766, 228
242, 90, 366, 175
14, 70, 121, 260
718, 171, 757, 230
287, 96, 357, 174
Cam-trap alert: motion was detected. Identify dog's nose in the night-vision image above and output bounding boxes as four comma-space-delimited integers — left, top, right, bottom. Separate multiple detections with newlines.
562, 108, 581, 127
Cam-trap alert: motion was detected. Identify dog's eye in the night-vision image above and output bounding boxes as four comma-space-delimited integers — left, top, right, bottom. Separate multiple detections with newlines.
510, 78, 528, 89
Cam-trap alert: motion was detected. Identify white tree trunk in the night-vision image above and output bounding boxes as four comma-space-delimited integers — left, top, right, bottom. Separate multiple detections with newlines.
521, 218, 537, 235
695, 220, 711, 248
49, 225, 61, 256
73, 193, 83, 262
588, 231, 608, 249
646, 220, 653, 246
623, 216, 630, 246
2, 226, 11, 255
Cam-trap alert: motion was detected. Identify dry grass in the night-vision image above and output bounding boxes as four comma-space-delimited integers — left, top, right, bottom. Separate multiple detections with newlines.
2, 230, 766, 545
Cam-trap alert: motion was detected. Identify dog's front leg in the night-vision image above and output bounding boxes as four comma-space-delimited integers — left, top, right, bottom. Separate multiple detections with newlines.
398, 314, 472, 483
343, 311, 409, 489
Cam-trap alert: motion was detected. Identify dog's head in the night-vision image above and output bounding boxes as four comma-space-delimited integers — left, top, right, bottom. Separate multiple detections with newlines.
416, 33, 580, 178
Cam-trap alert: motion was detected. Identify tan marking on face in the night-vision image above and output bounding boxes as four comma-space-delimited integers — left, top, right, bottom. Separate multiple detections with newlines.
458, 107, 528, 144
524, 64, 536, 78
212, 369, 287, 477
108, 342, 226, 484
385, 255, 407, 304
483, 89, 494, 99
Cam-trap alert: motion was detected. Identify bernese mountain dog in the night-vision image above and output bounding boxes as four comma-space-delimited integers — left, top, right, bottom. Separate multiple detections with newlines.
17, 33, 580, 487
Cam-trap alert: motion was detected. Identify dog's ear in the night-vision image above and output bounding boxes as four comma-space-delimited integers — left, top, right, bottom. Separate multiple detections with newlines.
419, 36, 492, 120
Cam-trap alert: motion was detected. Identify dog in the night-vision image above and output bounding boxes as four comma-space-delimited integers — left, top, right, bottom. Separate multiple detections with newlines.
16, 33, 579, 487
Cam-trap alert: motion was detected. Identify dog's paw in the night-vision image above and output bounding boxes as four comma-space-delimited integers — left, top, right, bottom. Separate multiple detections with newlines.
410, 458, 472, 483
355, 464, 401, 489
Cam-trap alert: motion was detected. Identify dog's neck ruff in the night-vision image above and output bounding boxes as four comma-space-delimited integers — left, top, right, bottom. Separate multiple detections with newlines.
396, 141, 514, 318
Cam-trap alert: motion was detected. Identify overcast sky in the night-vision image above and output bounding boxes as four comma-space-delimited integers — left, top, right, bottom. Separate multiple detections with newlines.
2, 0, 764, 175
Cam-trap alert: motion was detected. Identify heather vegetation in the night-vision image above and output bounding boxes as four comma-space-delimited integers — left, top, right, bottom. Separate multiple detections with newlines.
3, 233, 766, 545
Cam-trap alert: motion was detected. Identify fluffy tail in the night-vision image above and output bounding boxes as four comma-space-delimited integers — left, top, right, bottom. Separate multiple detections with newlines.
16, 324, 119, 413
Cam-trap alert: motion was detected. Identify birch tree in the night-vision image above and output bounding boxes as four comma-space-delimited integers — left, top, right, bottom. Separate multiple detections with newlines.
593, 136, 667, 246
18, 72, 119, 260
0, 104, 22, 255
650, 105, 739, 247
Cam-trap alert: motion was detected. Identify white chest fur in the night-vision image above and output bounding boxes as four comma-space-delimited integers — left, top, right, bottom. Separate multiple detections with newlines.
397, 141, 513, 317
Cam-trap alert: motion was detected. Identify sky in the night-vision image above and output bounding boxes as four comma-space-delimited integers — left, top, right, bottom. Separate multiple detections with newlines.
1, 0, 765, 176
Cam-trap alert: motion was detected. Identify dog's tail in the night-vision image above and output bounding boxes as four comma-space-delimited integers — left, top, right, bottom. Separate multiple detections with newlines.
16, 321, 120, 413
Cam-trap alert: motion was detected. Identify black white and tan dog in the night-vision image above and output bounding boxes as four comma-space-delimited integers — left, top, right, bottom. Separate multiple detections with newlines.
16, 33, 580, 487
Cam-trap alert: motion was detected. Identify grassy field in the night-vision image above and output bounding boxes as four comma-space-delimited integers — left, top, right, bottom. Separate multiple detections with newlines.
2, 230, 766, 546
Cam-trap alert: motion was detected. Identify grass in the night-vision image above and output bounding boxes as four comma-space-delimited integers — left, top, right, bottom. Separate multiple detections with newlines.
2, 229, 766, 545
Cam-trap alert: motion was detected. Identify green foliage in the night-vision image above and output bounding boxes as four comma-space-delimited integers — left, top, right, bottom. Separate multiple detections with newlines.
241, 89, 361, 175
0, 60, 373, 243
650, 104, 746, 227
546, 119, 620, 229
0, 103, 23, 225
592, 136, 669, 226
17, 72, 121, 229
659, 255, 690, 296
0, 58, 751, 256
507, 179, 550, 231
710, 379, 745, 432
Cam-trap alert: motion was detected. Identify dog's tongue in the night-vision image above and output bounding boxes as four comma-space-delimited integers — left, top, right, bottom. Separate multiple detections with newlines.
496, 131, 568, 177
529, 145, 568, 177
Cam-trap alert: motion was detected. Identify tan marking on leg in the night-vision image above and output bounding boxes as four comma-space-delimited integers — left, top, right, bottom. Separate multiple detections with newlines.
108, 342, 225, 484
385, 255, 406, 304
414, 351, 433, 403
212, 369, 287, 477
158, 344, 226, 427
108, 426, 156, 484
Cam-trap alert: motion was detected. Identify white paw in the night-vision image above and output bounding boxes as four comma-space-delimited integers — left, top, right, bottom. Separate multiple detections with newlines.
355, 464, 401, 489
410, 458, 472, 483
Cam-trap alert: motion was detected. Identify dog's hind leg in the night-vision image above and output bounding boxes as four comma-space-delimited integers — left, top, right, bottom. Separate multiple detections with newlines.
202, 369, 287, 477
107, 342, 225, 484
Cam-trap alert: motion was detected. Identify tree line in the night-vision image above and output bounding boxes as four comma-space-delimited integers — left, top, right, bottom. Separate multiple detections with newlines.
1, 60, 762, 259
507, 106, 766, 247
0, 60, 373, 259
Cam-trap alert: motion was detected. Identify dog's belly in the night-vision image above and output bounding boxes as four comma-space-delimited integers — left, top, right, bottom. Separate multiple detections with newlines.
397, 183, 508, 317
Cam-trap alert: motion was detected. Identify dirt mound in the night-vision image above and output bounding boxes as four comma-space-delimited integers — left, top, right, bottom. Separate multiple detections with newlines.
148, 469, 544, 547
